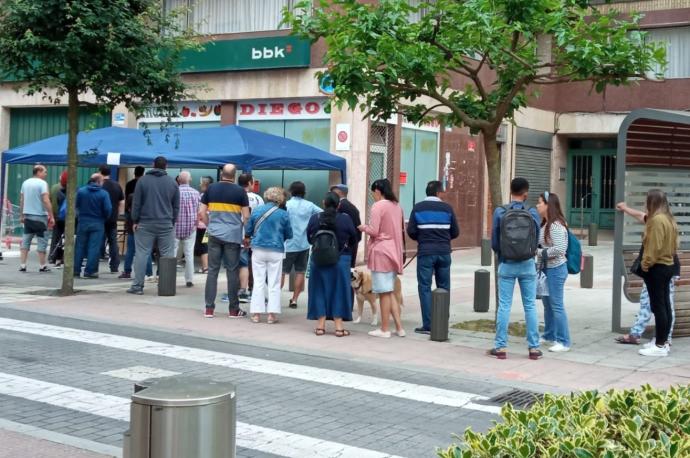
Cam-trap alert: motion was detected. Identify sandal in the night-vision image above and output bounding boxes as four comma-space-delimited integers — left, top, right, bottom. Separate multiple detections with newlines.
314, 328, 326, 336
201, 268, 208, 274
615, 334, 640, 345
334, 329, 351, 337
267, 315, 278, 324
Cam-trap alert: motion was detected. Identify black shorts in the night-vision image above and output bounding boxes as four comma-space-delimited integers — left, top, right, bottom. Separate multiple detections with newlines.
194, 228, 208, 256
282, 249, 309, 274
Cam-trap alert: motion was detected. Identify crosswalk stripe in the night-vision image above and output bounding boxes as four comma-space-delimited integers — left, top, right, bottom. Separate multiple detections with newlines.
0, 372, 405, 458
0, 318, 500, 414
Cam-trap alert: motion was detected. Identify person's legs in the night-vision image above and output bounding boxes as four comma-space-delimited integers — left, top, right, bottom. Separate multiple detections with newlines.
85, 222, 104, 275
131, 225, 155, 290
49, 222, 60, 263
545, 264, 570, 348
182, 233, 196, 283
516, 260, 540, 350
222, 242, 242, 313
379, 292, 392, 333
660, 273, 673, 344
541, 295, 555, 342
156, 225, 176, 258
292, 273, 305, 302
434, 254, 452, 291
265, 250, 283, 316
36, 231, 48, 267
105, 221, 119, 272
416, 255, 433, 330
669, 278, 676, 342
643, 267, 672, 346
390, 285, 403, 333
289, 250, 309, 303
628, 284, 652, 338
204, 237, 222, 309
73, 226, 87, 275
250, 249, 268, 315
20, 231, 31, 265
124, 233, 135, 273
494, 263, 516, 350
53, 220, 65, 264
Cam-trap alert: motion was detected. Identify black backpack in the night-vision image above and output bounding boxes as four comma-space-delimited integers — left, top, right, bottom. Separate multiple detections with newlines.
311, 217, 339, 267
499, 203, 537, 261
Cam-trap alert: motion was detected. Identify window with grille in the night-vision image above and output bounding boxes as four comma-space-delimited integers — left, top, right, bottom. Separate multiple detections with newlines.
165, 0, 304, 35
368, 123, 395, 211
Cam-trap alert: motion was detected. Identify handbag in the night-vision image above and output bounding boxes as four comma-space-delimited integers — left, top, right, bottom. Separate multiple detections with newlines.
630, 246, 645, 277
536, 249, 549, 299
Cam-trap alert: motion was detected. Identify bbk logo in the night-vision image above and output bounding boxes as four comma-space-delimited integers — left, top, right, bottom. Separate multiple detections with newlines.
251, 45, 292, 60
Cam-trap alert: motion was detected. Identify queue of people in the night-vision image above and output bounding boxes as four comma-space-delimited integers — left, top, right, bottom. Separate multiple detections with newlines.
17, 161, 680, 358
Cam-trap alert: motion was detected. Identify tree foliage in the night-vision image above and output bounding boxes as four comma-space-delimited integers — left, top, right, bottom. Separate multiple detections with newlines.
284, 0, 666, 205
0, 0, 196, 294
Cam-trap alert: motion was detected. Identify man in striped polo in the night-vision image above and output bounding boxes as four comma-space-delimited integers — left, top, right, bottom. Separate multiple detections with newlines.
406, 181, 459, 334
198, 164, 250, 318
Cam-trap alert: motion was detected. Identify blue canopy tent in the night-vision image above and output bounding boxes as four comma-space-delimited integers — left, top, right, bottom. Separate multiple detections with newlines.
0, 125, 347, 237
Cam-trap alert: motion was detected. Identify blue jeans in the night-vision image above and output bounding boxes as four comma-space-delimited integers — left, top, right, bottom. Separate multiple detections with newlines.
74, 219, 104, 276
495, 259, 540, 350
104, 221, 120, 272
541, 263, 571, 347
417, 254, 451, 330
123, 233, 152, 276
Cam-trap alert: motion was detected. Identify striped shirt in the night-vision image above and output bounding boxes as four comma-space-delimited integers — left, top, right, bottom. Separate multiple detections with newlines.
200, 181, 249, 243
175, 184, 200, 240
538, 221, 568, 269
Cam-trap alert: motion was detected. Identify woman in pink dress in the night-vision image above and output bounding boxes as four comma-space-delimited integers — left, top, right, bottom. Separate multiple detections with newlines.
359, 179, 405, 338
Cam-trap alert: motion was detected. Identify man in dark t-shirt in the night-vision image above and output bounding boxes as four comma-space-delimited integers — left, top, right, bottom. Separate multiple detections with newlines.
99, 166, 125, 273
125, 166, 145, 199
198, 164, 250, 318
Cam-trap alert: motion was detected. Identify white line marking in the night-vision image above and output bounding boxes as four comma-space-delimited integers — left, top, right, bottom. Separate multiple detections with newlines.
0, 318, 500, 413
101, 366, 180, 382
0, 372, 404, 458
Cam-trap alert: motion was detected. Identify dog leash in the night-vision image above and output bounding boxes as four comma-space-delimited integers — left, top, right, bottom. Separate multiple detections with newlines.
403, 252, 418, 270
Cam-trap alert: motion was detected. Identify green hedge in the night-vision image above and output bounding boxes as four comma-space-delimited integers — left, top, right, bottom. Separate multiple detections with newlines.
439, 385, 690, 458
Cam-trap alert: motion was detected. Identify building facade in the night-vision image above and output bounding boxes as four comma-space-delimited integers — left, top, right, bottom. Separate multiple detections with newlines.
1, 0, 687, 255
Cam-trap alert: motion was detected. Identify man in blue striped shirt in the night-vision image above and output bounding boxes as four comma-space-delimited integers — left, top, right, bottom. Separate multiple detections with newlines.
407, 181, 459, 334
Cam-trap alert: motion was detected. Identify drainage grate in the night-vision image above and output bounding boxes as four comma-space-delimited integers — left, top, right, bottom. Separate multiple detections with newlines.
488, 389, 544, 409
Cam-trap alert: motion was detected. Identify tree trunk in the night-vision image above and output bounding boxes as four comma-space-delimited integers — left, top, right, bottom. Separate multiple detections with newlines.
482, 132, 503, 212
60, 88, 79, 295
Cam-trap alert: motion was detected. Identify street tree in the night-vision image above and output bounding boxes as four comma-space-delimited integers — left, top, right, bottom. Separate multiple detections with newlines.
0, 0, 196, 294
284, 0, 666, 207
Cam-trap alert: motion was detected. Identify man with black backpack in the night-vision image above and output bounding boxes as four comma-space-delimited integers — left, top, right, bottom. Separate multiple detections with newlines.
489, 177, 542, 360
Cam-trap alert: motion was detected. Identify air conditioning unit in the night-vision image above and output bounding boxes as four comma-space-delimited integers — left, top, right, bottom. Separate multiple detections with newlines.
496, 123, 508, 143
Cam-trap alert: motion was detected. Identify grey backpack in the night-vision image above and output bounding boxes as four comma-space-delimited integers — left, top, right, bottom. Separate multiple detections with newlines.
499, 204, 537, 261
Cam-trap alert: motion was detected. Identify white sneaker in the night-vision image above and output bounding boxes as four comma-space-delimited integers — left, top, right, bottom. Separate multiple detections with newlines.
639, 345, 669, 357
548, 343, 571, 353
368, 329, 391, 338
352, 315, 361, 324
145, 276, 155, 283
395, 329, 406, 337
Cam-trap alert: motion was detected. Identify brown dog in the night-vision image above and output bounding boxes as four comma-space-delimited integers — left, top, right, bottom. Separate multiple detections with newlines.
350, 268, 403, 326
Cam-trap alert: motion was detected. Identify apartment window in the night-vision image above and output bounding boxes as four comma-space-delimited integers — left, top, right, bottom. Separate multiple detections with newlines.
408, 0, 435, 23
647, 26, 690, 79
166, 0, 303, 35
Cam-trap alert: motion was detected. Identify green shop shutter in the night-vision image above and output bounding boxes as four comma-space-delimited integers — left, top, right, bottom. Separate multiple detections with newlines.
515, 145, 551, 207
6, 107, 112, 207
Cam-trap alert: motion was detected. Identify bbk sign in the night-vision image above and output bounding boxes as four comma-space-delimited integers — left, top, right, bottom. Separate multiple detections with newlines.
251, 45, 290, 60
237, 99, 330, 121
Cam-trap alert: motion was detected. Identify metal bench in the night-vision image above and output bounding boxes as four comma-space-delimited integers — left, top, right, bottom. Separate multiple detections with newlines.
621, 249, 690, 337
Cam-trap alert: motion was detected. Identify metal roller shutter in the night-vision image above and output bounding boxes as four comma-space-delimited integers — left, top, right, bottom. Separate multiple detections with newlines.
515, 145, 551, 207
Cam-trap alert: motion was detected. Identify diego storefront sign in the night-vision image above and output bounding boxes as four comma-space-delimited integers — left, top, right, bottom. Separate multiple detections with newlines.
237, 99, 330, 121
138, 101, 222, 124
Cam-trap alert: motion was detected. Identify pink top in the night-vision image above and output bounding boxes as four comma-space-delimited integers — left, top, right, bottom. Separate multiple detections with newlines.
363, 199, 404, 274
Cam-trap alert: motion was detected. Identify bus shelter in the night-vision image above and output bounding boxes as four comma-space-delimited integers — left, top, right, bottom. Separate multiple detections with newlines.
612, 109, 690, 336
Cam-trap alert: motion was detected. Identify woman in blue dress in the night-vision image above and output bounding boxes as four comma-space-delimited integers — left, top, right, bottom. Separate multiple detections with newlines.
307, 192, 358, 336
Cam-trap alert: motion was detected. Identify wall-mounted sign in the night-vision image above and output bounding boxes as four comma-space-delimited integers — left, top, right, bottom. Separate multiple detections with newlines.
319, 72, 335, 96
467, 140, 477, 153
179, 37, 311, 73
335, 123, 351, 151
400, 171, 408, 185
138, 101, 222, 124
237, 99, 330, 121
113, 113, 126, 126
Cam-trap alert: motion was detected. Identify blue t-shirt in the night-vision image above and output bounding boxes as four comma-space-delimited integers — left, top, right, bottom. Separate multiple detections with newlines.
21, 177, 49, 216
201, 181, 249, 244
285, 197, 322, 252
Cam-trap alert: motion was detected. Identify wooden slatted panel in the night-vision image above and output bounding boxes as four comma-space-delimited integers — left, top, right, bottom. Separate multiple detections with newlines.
622, 250, 690, 337
622, 168, 690, 248
626, 118, 690, 167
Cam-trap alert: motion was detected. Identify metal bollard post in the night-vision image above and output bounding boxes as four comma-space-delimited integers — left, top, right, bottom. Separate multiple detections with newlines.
430, 288, 450, 342
158, 256, 177, 296
580, 254, 593, 288
480, 239, 492, 266
588, 223, 598, 246
474, 269, 490, 312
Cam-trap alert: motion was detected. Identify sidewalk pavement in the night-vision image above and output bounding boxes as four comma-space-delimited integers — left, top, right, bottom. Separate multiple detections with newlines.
0, 425, 115, 458
1, 234, 688, 394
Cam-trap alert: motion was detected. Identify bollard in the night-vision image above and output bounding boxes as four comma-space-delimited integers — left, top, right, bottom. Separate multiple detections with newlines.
288, 267, 296, 292
431, 288, 450, 342
580, 254, 593, 288
158, 256, 177, 296
474, 269, 490, 312
588, 223, 598, 247
480, 239, 492, 266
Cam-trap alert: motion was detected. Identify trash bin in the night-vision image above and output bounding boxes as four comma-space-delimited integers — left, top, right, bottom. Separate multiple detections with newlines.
128, 377, 236, 458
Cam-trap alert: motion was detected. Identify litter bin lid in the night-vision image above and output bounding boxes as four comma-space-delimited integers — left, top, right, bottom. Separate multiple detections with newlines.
132, 377, 236, 407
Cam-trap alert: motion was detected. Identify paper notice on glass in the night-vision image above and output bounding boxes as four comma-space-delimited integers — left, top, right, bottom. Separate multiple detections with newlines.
106, 152, 121, 166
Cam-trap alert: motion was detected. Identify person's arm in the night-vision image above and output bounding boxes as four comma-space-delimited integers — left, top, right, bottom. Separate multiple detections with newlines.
616, 202, 646, 224
198, 203, 209, 227
449, 207, 460, 240
351, 206, 362, 242
245, 211, 255, 238
241, 207, 250, 225
406, 208, 418, 240
345, 215, 358, 248
359, 204, 382, 237
102, 193, 112, 220
171, 186, 180, 225
546, 223, 568, 259
283, 212, 293, 241
19, 192, 24, 223
41, 190, 54, 225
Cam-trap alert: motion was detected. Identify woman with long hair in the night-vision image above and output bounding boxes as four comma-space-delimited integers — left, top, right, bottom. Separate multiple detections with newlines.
245, 187, 293, 324
359, 179, 405, 338
307, 192, 358, 336
535, 191, 571, 352
638, 189, 679, 357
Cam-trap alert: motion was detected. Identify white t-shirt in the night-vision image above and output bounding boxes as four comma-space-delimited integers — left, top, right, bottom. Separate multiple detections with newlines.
21, 177, 48, 216
247, 191, 264, 212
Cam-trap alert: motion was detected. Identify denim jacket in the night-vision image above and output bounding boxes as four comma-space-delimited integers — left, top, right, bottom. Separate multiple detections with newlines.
246, 203, 293, 252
